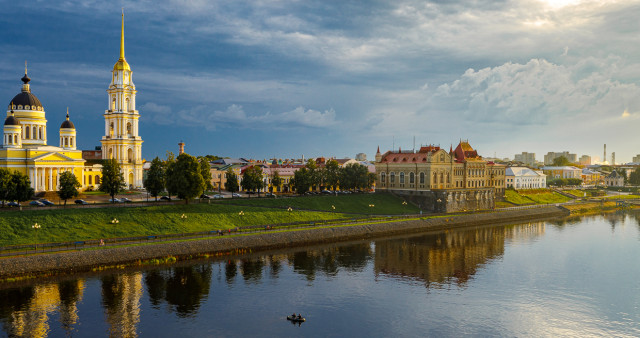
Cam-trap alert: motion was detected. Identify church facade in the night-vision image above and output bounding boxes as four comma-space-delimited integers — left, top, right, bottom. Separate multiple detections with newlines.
0, 14, 143, 192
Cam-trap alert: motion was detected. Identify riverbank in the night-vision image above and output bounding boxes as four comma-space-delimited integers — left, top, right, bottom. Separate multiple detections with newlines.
0, 206, 567, 280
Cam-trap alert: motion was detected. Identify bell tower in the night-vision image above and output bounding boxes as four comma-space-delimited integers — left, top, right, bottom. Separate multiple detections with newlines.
100, 11, 143, 188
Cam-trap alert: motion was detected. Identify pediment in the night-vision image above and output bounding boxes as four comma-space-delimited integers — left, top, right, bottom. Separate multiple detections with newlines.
31, 152, 79, 162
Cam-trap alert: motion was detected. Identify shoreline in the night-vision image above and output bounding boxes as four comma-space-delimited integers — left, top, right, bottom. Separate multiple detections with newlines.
0, 206, 567, 281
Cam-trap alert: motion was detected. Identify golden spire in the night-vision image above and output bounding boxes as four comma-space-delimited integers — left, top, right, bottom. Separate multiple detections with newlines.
120, 9, 125, 61
24, 60, 27, 75
66, 107, 69, 120
113, 10, 131, 71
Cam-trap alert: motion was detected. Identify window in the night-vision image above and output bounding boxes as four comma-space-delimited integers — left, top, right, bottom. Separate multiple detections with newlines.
39, 127, 42, 139
400, 172, 405, 184
390, 172, 395, 183
419, 172, 425, 184
381, 172, 386, 183
409, 172, 415, 184
95, 175, 101, 184
433, 172, 438, 183
32, 126, 37, 139
25, 126, 30, 139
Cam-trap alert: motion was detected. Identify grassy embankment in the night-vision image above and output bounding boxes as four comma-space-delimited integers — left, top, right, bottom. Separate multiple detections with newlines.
219, 192, 418, 214
504, 189, 572, 205
0, 193, 419, 246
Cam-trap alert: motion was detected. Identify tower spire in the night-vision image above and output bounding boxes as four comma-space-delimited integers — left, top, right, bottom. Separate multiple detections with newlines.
120, 9, 125, 61
66, 107, 69, 120
24, 61, 27, 75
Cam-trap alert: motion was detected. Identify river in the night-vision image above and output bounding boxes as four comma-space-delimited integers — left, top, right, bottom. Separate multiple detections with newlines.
1, 211, 639, 337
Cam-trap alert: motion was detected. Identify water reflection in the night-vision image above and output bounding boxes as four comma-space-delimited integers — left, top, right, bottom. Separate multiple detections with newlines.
101, 273, 142, 337
374, 223, 545, 288
0, 280, 84, 337
143, 265, 212, 318
5, 214, 637, 337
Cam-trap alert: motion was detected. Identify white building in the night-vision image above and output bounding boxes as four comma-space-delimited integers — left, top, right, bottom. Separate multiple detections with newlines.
505, 166, 546, 189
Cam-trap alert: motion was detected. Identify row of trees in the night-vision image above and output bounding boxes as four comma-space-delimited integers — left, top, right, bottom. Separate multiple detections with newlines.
142, 153, 213, 203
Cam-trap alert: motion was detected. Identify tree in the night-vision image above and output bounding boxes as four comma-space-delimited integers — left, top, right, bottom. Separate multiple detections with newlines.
100, 158, 126, 202
169, 153, 205, 204
291, 167, 311, 195
552, 156, 571, 166
270, 170, 282, 193
199, 159, 214, 192
324, 159, 341, 192
10, 171, 34, 203
0, 168, 12, 207
164, 152, 178, 199
629, 168, 640, 185
57, 171, 81, 206
305, 159, 321, 191
242, 166, 265, 197
225, 169, 239, 197
144, 157, 165, 201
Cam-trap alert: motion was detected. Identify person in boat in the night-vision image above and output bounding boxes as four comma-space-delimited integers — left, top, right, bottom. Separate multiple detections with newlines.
292, 313, 296, 318
297, 314, 302, 319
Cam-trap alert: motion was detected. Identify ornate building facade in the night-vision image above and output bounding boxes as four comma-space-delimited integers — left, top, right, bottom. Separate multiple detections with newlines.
100, 13, 144, 188
1, 14, 142, 192
374, 141, 505, 212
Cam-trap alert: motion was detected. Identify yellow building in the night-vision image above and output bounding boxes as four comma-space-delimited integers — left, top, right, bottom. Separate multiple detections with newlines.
1, 68, 98, 192
100, 13, 144, 188
1, 14, 140, 193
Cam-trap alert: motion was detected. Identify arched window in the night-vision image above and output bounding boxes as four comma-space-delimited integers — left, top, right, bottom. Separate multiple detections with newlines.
409, 172, 415, 184
89, 175, 92, 185
433, 172, 438, 183
111, 98, 116, 111
95, 175, 100, 184
125, 98, 130, 111
127, 122, 132, 136
39, 127, 43, 139
64, 138, 68, 147
127, 148, 133, 163
390, 172, 395, 183
447, 172, 450, 183
381, 172, 386, 183
110, 123, 114, 137
8, 135, 12, 144
419, 172, 425, 184
25, 126, 30, 139
399, 172, 405, 184
32, 126, 37, 139
440, 173, 444, 184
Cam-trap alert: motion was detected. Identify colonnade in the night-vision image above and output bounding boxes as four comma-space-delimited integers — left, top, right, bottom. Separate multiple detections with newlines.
29, 167, 82, 192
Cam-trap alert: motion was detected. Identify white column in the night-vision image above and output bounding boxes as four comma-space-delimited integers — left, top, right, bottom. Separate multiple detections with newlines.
48, 168, 52, 191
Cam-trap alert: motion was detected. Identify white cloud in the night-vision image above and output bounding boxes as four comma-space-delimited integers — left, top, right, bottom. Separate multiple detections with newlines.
431, 57, 640, 125
141, 103, 337, 130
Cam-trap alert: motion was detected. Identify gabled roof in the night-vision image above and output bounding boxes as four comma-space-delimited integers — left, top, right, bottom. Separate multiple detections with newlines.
453, 141, 480, 162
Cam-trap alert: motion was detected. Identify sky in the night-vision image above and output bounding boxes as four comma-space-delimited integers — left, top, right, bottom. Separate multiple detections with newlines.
2, 0, 640, 163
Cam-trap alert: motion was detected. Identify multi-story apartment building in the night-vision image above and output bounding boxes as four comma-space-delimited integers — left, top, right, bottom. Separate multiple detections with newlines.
544, 152, 577, 165
514, 152, 536, 167
375, 141, 505, 212
540, 166, 582, 179
578, 155, 591, 165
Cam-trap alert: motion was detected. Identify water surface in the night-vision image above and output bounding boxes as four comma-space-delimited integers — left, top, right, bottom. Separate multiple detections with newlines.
1, 211, 639, 337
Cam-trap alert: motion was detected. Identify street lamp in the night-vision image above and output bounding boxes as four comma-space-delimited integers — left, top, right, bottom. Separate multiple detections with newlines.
32, 223, 41, 251
287, 207, 292, 222
181, 213, 187, 236
331, 205, 336, 210
239, 211, 245, 225
437, 198, 442, 212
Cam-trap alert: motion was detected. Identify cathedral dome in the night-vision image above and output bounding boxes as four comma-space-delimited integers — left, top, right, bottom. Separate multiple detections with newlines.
8, 73, 43, 110
60, 110, 75, 129
4, 115, 19, 126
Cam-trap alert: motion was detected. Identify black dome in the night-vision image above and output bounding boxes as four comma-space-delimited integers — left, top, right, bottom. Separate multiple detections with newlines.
10, 92, 42, 109
4, 115, 20, 126
60, 119, 75, 129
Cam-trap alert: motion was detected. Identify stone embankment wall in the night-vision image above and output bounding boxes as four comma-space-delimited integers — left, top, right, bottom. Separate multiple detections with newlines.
0, 206, 567, 279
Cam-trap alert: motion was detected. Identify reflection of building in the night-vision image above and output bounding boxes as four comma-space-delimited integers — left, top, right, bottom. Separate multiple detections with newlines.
1, 280, 85, 337
102, 273, 143, 338
374, 223, 546, 287
100, 13, 144, 189
374, 227, 507, 286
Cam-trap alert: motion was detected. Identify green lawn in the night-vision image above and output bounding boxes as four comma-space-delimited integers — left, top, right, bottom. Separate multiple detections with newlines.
218, 193, 420, 215
0, 204, 350, 246
504, 189, 572, 205
504, 190, 535, 205
563, 189, 588, 198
